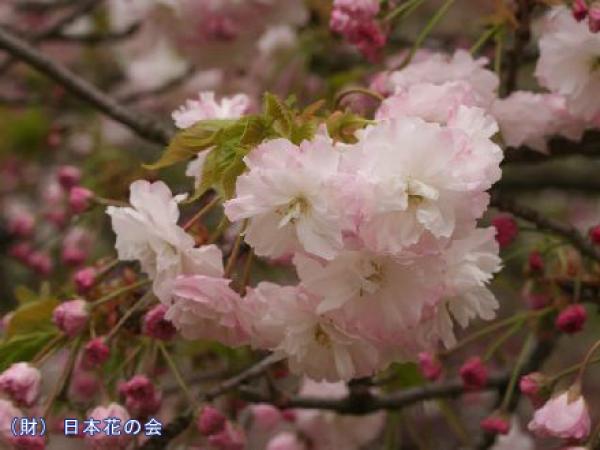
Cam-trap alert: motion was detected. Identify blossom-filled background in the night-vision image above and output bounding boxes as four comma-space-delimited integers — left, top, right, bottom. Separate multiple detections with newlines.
0, 0, 599, 449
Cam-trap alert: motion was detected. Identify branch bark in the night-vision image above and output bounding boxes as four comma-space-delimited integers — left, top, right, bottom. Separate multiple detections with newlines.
490, 192, 600, 263
0, 25, 172, 146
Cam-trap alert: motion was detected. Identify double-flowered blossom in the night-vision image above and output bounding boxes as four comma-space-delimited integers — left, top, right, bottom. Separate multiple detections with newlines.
535, 6, 600, 120
383, 50, 499, 108
224, 135, 347, 260
166, 247, 248, 346
172, 91, 250, 130
107, 180, 217, 302
109, 52, 505, 381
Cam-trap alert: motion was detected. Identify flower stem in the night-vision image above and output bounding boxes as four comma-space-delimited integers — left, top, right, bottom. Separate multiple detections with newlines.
90, 279, 150, 310
384, 0, 425, 22
576, 339, 600, 384
334, 88, 384, 111
399, 0, 455, 69
158, 342, 197, 408
470, 24, 501, 54
183, 195, 221, 231
500, 333, 535, 411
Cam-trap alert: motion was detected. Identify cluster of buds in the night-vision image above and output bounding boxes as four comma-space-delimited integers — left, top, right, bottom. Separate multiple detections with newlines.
572, 0, 600, 32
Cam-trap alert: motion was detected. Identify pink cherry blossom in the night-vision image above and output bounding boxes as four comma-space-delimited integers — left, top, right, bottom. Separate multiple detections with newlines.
491, 91, 586, 152
74, 267, 97, 294
0, 363, 41, 407
172, 91, 250, 129
386, 50, 499, 108
167, 273, 248, 346
250, 404, 282, 431
528, 389, 591, 440
266, 432, 307, 450
225, 135, 346, 260
535, 6, 600, 119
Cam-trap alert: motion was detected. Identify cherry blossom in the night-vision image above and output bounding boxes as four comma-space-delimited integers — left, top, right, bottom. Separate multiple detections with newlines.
535, 6, 600, 120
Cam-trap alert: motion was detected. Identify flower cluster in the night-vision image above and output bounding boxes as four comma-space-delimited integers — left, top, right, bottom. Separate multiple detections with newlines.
109, 72, 503, 381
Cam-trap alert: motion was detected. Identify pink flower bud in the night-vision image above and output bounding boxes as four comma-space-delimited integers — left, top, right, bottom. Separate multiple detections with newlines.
0, 362, 41, 407
7, 213, 35, 238
250, 404, 282, 431
73, 267, 97, 294
9, 242, 33, 262
589, 224, 600, 244
519, 372, 547, 406
589, 3, 600, 32
528, 251, 544, 273
207, 422, 245, 450
9, 435, 46, 450
492, 214, 518, 248
197, 405, 227, 436
69, 187, 94, 214
26, 251, 52, 276
61, 245, 87, 267
418, 352, 443, 381
524, 292, 551, 310
281, 409, 296, 422
459, 356, 488, 390
57, 165, 81, 190
555, 304, 587, 334
572, 0, 589, 21
44, 209, 68, 228
205, 16, 239, 41
81, 337, 110, 369
118, 375, 161, 418
480, 414, 510, 435
142, 304, 176, 341
266, 432, 306, 450
528, 388, 590, 440
68, 367, 100, 404
53, 299, 89, 337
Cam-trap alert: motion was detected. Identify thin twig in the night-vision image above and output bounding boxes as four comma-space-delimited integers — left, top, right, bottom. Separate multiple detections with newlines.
0, 25, 172, 145
490, 193, 600, 263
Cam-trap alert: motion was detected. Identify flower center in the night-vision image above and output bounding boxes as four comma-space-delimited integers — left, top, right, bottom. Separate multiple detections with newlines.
359, 259, 384, 296
276, 196, 309, 227
313, 325, 332, 348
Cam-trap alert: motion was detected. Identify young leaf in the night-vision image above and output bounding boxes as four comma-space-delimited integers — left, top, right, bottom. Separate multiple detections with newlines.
6, 297, 59, 338
144, 119, 235, 170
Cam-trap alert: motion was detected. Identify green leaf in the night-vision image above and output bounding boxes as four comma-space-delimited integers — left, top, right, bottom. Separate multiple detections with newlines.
0, 331, 58, 371
290, 121, 317, 145
263, 93, 293, 137
383, 362, 424, 391
6, 297, 59, 338
326, 111, 371, 143
144, 119, 235, 170
13, 286, 38, 305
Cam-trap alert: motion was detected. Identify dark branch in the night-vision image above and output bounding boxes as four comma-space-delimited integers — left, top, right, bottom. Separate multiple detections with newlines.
239, 373, 509, 415
0, 25, 172, 146
0, 0, 101, 74
503, 0, 533, 95
503, 129, 600, 164
139, 354, 278, 450
490, 192, 600, 263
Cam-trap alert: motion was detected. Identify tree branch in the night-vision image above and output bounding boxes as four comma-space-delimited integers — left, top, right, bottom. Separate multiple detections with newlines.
0, 25, 172, 146
490, 192, 600, 263
239, 373, 509, 415
0, 0, 101, 74
139, 354, 279, 450
503, 129, 600, 164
